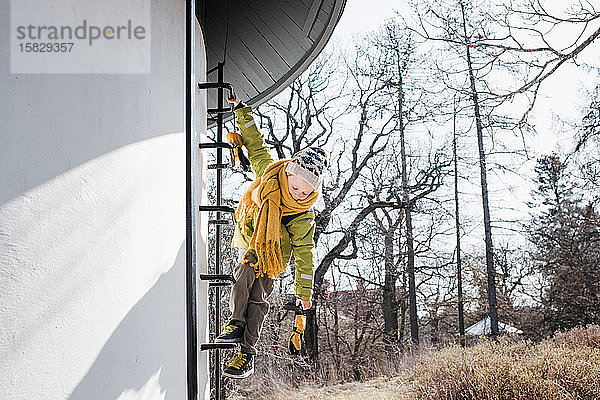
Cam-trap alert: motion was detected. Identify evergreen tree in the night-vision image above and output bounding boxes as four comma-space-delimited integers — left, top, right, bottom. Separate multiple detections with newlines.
529, 155, 600, 331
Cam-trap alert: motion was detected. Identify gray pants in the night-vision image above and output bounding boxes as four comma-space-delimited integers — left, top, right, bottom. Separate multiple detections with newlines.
229, 252, 274, 355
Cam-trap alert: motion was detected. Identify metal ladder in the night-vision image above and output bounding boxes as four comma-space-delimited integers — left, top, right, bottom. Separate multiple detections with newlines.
197, 61, 238, 400
187, 2, 238, 399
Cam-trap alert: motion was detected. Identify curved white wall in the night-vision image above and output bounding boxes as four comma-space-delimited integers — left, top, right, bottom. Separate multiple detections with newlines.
0, 1, 209, 399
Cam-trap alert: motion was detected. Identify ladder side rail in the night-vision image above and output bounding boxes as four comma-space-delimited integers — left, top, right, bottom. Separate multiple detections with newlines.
214, 61, 225, 400
185, 1, 198, 399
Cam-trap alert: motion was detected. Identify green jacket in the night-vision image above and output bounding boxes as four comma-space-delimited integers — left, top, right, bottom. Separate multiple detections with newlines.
231, 105, 316, 301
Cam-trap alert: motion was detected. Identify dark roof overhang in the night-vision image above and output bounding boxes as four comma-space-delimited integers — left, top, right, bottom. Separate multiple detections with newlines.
199, 0, 346, 112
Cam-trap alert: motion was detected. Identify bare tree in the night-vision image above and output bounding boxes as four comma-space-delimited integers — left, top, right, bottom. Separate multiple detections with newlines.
411, 0, 600, 124
452, 98, 466, 344
255, 55, 347, 159
493, 0, 600, 116
371, 18, 435, 348
459, 0, 500, 338
358, 156, 406, 360
388, 25, 421, 348
304, 45, 401, 363
409, 0, 512, 338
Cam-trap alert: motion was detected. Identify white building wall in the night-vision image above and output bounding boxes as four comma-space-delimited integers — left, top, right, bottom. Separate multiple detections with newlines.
0, 1, 209, 399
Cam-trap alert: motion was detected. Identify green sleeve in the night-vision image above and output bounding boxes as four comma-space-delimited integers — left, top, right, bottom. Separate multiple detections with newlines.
233, 105, 274, 179
287, 211, 316, 301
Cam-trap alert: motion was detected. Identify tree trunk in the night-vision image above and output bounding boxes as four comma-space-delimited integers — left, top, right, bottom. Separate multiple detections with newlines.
382, 229, 399, 357
398, 69, 419, 347
461, 1, 499, 338
304, 301, 319, 365
453, 100, 466, 345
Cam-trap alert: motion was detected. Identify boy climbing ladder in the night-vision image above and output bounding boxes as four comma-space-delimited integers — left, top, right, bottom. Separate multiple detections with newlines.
216, 94, 327, 379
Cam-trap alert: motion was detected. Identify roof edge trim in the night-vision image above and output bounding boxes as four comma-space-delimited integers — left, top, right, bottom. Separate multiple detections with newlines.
246, 0, 347, 108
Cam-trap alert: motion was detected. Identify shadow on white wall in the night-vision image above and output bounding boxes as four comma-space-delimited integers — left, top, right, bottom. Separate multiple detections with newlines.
69, 242, 186, 400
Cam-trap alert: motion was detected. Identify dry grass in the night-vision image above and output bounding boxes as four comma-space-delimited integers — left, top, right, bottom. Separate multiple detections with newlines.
227, 325, 600, 400
230, 376, 411, 400
409, 337, 600, 399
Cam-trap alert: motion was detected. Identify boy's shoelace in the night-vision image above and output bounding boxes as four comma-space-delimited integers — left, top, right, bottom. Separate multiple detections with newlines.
230, 353, 248, 369
225, 353, 242, 367
222, 323, 237, 335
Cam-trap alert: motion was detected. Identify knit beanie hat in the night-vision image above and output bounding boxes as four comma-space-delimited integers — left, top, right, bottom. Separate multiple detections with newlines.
285, 147, 328, 191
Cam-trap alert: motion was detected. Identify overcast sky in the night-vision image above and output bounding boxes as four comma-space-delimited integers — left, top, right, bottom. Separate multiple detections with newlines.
333, 0, 400, 39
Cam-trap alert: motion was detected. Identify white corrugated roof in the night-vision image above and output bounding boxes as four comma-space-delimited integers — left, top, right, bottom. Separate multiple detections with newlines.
465, 316, 523, 336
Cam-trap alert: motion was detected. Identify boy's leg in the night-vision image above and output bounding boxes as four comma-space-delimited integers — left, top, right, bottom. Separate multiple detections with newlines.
240, 274, 274, 355
229, 252, 257, 322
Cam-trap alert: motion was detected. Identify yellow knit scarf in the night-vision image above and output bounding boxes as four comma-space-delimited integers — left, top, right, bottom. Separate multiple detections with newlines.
235, 159, 318, 278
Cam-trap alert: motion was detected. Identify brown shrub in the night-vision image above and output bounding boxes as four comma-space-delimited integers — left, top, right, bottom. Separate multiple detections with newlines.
408, 326, 600, 400
553, 324, 600, 349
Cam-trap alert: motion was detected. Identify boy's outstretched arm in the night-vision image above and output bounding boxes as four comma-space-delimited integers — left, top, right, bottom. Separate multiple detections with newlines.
287, 212, 316, 307
228, 94, 273, 179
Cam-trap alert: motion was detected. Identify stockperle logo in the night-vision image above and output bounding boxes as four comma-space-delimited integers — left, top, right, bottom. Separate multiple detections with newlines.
11, 0, 151, 74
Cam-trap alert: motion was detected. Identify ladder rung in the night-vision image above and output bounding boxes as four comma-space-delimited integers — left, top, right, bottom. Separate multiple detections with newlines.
200, 274, 235, 282
199, 205, 235, 213
200, 342, 236, 351
198, 82, 234, 93
199, 142, 233, 150
209, 219, 233, 225
207, 108, 232, 114
208, 163, 232, 170
209, 281, 234, 287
